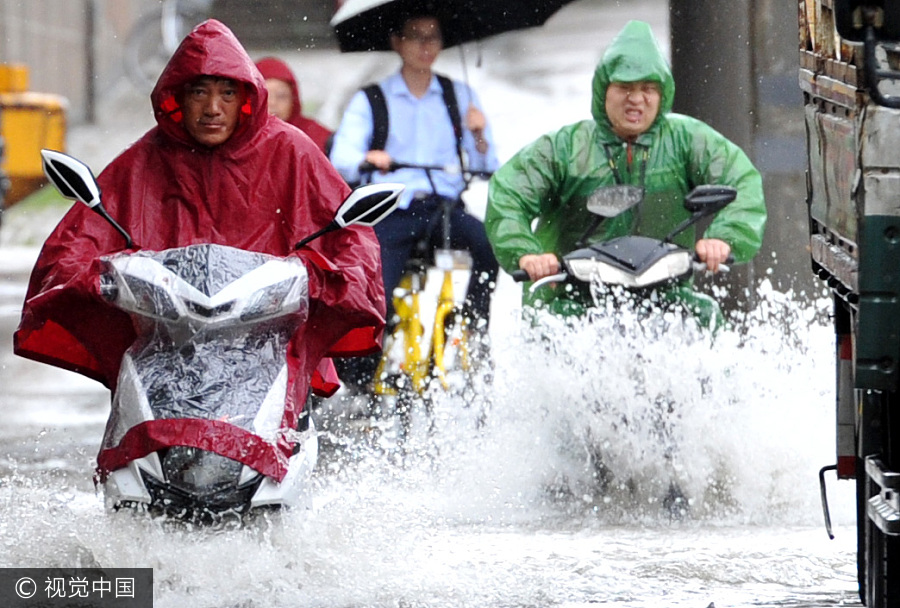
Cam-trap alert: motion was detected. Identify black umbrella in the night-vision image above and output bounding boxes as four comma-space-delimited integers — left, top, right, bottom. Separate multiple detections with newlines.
330, 0, 576, 52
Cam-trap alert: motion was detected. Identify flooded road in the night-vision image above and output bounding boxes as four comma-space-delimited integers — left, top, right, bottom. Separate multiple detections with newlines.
0, 253, 863, 606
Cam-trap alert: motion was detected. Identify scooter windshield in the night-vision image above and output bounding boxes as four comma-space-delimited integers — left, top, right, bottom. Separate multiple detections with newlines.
101, 244, 309, 445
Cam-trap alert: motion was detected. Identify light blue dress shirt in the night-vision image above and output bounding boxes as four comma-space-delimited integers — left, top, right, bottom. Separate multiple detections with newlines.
330, 71, 499, 209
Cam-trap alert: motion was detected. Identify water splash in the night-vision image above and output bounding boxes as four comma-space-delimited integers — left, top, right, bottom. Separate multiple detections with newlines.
344, 278, 842, 528
0, 281, 856, 607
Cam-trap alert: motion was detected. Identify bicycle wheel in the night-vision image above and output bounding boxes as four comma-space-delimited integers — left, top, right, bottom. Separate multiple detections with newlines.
123, 10, 170, 94
123, 2, 209, 93
374, 318, 422, 444
432, 306, 493, 430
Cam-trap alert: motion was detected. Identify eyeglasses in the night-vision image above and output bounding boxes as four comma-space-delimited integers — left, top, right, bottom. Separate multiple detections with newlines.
402, 32, 443, 46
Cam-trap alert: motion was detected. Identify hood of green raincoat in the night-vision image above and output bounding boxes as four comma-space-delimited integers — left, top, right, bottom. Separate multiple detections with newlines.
590, 20, 675, 140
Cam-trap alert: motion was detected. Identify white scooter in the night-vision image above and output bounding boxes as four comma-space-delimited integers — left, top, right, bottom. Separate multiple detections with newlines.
513, 184, 737, 293
40, 150, 402, 519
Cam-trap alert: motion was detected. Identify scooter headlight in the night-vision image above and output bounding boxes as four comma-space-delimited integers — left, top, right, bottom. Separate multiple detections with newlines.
122, 275, 181, 320
240, 277, 301, 322
162, 447, 243, 497
566, 250, 693, 289
139, 447, 264, 515
632, 251, 693, 287
567, 258, 632, 285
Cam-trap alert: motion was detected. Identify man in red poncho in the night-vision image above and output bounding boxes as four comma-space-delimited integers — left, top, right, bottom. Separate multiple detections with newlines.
255, 56, 333, 155
13, 20, 385, 482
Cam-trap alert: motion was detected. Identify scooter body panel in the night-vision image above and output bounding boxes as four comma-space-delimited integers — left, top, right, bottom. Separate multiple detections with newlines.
98, 243, 317, 516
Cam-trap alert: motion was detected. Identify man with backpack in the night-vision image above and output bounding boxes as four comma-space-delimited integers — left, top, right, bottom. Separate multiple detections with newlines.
329, 11, 500, 389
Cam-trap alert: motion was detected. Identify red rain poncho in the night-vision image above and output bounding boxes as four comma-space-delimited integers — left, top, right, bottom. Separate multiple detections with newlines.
255, 56, 333, 154
14, 20, 385, 481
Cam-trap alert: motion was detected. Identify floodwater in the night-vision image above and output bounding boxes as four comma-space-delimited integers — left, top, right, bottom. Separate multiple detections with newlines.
0, 262, 862, 607
0, 0, 863, 605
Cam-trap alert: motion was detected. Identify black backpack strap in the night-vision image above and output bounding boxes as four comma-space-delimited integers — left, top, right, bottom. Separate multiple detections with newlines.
363, 76, 465, 170
435, 74, 465, 171
362, 83, 389, 151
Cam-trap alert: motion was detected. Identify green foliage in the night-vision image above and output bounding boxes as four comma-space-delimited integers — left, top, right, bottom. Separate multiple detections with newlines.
2, 183, 70, 246
12, 183, 69, 210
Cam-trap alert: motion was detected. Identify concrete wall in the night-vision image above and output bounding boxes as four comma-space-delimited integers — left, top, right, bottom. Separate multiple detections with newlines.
0, 0, 338, 125
0, 0, 145, 124
670, 0, 816, 309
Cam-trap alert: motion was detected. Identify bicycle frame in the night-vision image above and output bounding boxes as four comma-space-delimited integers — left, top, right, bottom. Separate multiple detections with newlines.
430, 250, 472, 390
373, 248, 472, 398
374, 271, 428, 396
366, 161, 478, 402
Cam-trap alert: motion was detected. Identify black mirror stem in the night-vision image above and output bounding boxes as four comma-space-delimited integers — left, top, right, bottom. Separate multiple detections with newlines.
94, 205, 134, 249
662, 212, 704, 244
294, 226, 329, 250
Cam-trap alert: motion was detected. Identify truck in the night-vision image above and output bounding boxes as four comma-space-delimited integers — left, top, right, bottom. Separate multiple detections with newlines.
800, 1, 900, 605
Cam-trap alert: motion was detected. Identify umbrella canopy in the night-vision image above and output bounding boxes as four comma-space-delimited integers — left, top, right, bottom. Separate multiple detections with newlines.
331, 0, 576, 52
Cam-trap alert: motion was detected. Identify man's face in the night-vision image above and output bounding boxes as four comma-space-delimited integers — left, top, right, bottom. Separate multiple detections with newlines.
604, 81, 661, 141
181, 77, 245, 147
265, 78, 293, 122
391, 16, 443, 72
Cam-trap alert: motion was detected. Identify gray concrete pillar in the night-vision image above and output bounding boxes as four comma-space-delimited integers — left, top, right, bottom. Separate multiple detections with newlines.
670, 0, 815, 314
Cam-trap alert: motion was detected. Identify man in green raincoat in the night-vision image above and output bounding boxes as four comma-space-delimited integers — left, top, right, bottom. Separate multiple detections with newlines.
485, 20, 766, 325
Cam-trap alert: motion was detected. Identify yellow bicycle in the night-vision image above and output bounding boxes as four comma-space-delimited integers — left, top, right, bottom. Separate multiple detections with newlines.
366, 162, 487, 438
373, 237, 474, 394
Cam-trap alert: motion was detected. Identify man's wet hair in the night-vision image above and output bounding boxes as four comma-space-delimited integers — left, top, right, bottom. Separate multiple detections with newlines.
390, 8, 440, 36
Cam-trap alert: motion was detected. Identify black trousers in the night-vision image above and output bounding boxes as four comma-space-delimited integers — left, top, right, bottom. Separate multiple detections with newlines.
375, 194, 498, 327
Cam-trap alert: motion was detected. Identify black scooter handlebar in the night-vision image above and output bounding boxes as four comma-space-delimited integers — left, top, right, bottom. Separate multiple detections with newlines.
691, 252, 735, 269
358, 161, 492, 180
510, 253, 735, 283
359, 160, 450, 174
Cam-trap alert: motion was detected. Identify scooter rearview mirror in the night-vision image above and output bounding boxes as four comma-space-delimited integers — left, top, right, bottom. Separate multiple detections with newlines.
334, 182, 404, 228
661, 185, 738, 243
40, 149, 135, 249
683, 185, 737, 215
585, 185, 644, 217
294, 182, 404, 249
41, 149, 103, 208
575, 185, 644, 248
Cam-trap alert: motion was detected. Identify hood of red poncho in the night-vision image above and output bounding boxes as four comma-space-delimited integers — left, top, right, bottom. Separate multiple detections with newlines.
151, 19, 269, 151
253, 56, 332, 153
255, 56, 304, 124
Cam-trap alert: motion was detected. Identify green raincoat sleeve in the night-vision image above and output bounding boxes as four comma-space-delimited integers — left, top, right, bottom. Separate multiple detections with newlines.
675, 114, 767, 263
484, 128, 568, 274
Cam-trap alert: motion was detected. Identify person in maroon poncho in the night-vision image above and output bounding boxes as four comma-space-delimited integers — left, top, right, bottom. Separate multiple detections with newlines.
14, 20, 385, 482
255, 56, 333, 155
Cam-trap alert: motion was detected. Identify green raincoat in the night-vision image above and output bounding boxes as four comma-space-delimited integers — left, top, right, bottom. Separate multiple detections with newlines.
485, 20, 766, 323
